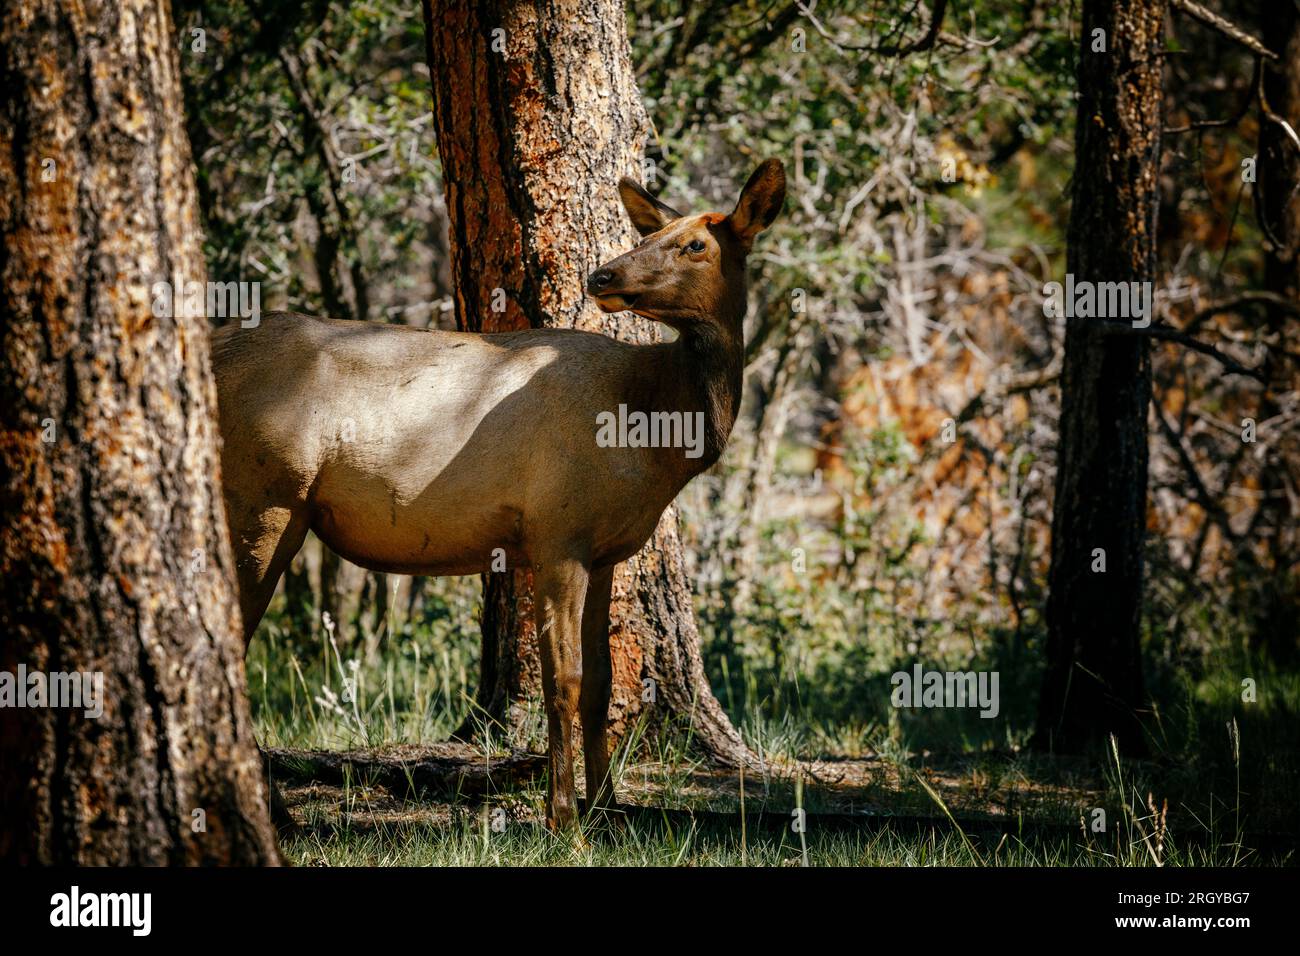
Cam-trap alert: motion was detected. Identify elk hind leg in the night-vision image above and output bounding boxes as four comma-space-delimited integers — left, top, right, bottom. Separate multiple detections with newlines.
580, 564, 616, 815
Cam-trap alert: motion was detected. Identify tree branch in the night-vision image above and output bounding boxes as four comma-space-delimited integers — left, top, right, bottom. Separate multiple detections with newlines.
1187, 291, 1300, 333
1153, 402, 1235, 541
1165, 57, 1260, 134
1169, 0, 1277, 61
795, 0, 948, 56
1093, 319, 1266, 381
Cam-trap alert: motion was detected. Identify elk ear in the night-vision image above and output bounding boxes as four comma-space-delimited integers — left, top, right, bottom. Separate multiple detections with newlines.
618, 178, 682, 237
727, 159, 786, 250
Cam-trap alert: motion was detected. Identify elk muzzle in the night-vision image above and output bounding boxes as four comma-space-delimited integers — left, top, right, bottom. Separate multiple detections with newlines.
586, 265, 641, 312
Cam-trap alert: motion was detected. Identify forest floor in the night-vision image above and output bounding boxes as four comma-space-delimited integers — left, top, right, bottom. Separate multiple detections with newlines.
249, 590, 1300, 867
269, 744, 1293, 866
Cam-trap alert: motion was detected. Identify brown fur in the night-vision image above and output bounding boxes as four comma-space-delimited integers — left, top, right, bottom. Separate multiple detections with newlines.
212, 160, 785, 829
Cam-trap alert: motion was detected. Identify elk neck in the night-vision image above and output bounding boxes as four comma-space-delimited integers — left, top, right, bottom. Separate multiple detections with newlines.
646, 286, 746, 475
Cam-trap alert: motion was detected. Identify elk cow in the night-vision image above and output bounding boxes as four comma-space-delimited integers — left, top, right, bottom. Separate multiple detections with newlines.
211, 160, 786, 829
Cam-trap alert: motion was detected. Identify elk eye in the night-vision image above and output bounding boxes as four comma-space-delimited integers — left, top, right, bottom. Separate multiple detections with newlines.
686, 239, 706, 253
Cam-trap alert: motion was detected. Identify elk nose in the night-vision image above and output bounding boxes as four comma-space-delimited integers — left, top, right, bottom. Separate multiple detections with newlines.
587, 269, 615, 294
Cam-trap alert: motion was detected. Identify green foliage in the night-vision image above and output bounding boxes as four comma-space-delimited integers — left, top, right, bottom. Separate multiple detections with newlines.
248, 574, 482, 749
177, 0, 441, 322
689, 419, 1043, 751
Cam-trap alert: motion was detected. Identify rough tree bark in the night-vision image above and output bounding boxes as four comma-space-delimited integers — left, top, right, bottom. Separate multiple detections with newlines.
422, 0, 750, 765
1034, 0, 1166, 754
1253, 1, 1300, 664
0, 0, 281, 863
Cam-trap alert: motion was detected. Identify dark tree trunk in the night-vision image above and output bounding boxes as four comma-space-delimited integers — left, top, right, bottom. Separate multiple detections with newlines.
1034, 0, 1166, 754
282, 551, 317, 643
1252, 1, 1300, 664
422, 0, 749, 764
319, 544, 366, 645
0, 0, 281, 863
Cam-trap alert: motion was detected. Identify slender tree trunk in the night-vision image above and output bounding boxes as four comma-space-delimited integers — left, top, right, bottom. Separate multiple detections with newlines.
422, 0, 749, 764
732, 331, 801, 612
1253, 1, 1300, 664
281, 44, 370, 325
1034, 0, 1165, 754
318, 545, 367, 645
0, 0, 281, 863
282, 551, 317, 643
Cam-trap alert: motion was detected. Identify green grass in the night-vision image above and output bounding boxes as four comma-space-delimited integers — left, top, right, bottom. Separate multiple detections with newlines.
249, 570, 1299, 867
247, 573, 482, 750
277, 792, 1289, 867
282, 823, 1228, 867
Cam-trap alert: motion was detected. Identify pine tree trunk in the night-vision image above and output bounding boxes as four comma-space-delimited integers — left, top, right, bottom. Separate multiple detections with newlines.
1034, 0, 1165, 754
282, 551, 317, 641
0, 0, 281, 864
422, 0, 749, 764
1253, 3, 1300, 664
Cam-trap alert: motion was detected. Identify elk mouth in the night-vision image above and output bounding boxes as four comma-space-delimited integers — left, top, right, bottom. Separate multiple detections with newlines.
593, 291, 641, 313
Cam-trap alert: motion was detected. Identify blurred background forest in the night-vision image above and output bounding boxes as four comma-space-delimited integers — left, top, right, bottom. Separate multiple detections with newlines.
173, 0, 1297, 856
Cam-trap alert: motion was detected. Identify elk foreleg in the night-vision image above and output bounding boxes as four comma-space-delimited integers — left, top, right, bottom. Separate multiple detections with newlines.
534, 555, 588, 831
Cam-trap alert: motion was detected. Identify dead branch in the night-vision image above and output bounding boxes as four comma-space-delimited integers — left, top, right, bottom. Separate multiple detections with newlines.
1153, 402, 1237, 543
954, 354, 1062, 425
1169, 0, 1277, 61
1165, 57, 1260, 135
1188, 291, 1300, 333
796, 0, 948, 56
1093, 319, 1266, 381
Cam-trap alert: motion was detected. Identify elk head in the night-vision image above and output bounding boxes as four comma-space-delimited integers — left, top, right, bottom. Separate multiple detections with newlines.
586, 159, 786, 333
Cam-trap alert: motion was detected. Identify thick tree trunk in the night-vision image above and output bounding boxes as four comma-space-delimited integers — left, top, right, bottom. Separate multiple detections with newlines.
423, 0, 749, 764
0, 0, 281, 863
1253, 2, 1300, 664
1034, 0, 1165, 754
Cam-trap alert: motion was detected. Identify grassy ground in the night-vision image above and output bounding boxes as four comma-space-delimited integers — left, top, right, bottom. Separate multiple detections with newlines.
273, 754, 1288, 866
248, 577, 1299, 867
281, 799, 1264, 867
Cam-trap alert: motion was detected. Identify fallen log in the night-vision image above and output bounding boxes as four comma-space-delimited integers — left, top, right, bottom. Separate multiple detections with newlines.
266, 743, 546, 798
